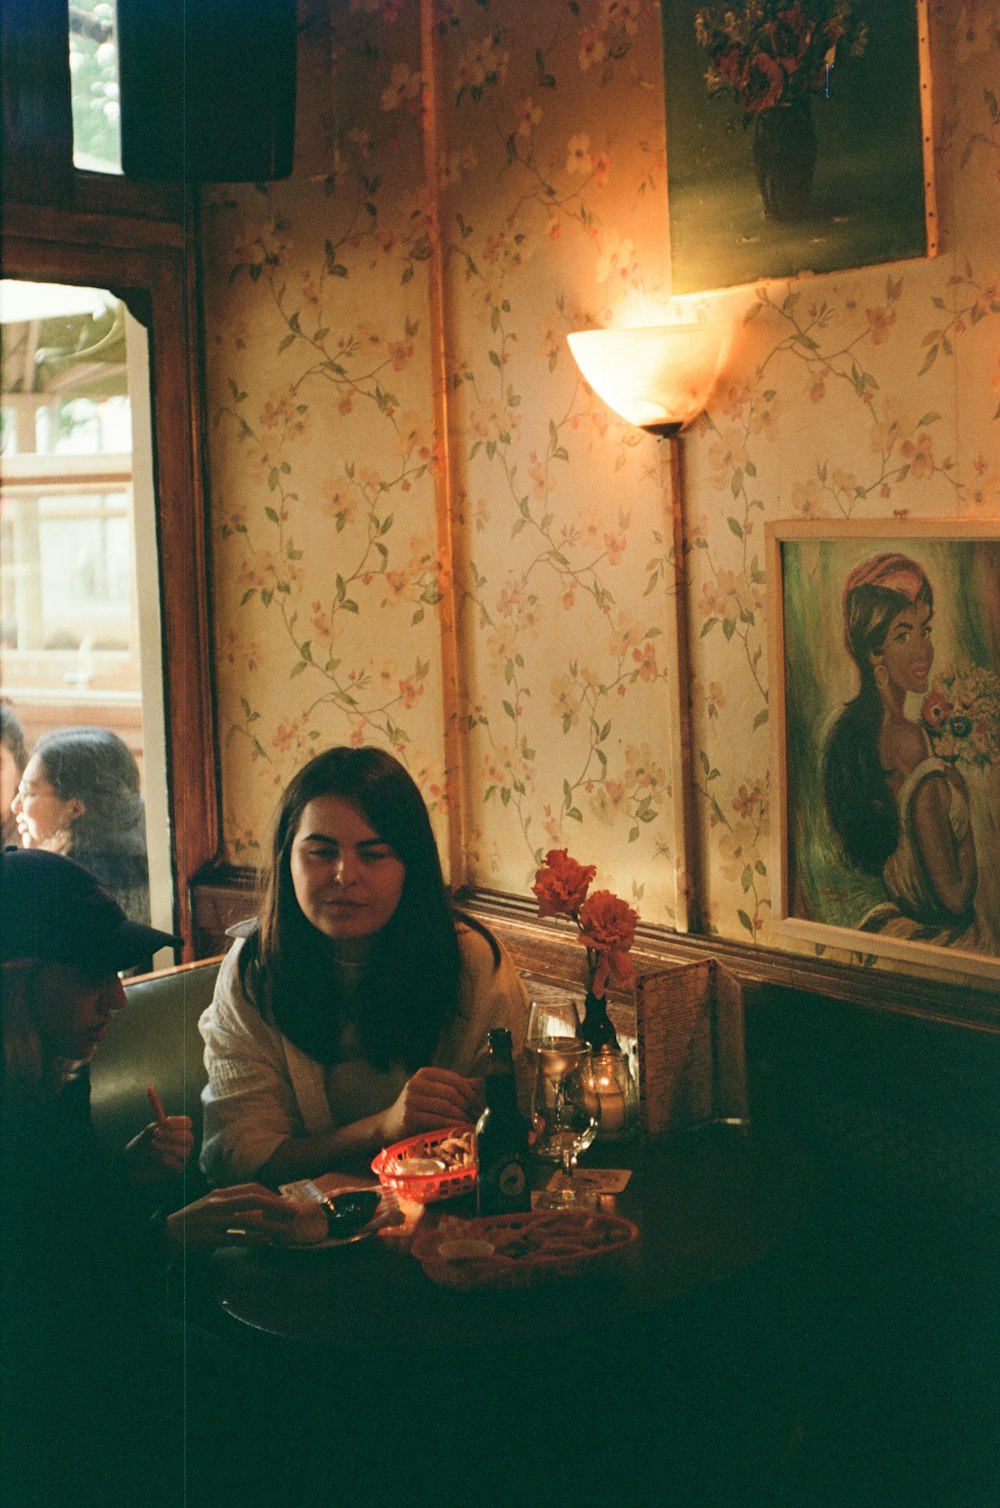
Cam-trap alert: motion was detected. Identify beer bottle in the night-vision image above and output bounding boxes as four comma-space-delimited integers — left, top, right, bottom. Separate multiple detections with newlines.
475, 1027, 531, 1216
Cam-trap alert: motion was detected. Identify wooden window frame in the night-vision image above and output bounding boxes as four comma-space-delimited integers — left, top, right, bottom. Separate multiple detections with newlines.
1, 207, 220, 955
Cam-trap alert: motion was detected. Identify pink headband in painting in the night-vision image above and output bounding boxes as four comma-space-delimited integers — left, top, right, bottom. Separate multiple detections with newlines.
842, 552, 929, 650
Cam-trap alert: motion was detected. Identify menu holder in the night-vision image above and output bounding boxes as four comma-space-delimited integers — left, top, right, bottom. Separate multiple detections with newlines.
634, 958, 749, 1138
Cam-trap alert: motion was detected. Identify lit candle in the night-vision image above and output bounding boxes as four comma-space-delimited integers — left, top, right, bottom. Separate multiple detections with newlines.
593, 1064, 626, 1133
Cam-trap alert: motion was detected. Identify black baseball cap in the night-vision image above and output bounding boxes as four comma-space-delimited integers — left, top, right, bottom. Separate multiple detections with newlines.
1, 848, 180, 975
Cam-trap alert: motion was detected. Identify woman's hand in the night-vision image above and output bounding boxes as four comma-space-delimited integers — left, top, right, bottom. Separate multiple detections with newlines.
123, 1115, 195, 1184
378, 1066, 484, 1147
165, 1184, 298, 1253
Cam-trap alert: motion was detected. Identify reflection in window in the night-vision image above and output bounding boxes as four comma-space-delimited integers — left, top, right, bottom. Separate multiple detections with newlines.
69, 1, 122, 174
0, 278, 172, 951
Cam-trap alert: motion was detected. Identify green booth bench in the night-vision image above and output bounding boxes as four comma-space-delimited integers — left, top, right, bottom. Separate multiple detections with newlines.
89, 956, 222, 1184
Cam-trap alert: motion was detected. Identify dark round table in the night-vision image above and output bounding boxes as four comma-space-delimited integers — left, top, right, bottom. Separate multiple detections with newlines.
213, 1125, 813, 1351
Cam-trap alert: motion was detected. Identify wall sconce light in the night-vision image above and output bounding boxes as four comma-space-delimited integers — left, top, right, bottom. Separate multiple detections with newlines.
565, 320, 731, 934
566, 322, 728, 439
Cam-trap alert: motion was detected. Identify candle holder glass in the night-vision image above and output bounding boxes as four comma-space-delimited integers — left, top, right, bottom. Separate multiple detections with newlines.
586, 1046, 639, 1143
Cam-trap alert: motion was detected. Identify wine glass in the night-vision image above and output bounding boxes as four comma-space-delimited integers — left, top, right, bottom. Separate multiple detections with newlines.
530, 1039, 600, 1206
525, 997, 581, 1049
525, 997, 583, 1166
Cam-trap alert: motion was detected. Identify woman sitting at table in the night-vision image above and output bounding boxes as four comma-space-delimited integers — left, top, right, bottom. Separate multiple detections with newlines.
0, 848, 297, 1502
199, 744, 528, 1187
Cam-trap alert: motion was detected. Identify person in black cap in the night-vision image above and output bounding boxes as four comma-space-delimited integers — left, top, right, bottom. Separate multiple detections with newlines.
0, 849, 297, 1504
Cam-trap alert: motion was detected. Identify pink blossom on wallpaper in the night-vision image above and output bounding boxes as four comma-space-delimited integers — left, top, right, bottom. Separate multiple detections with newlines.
551, 674, 579, 727
791, 477, 823, 517
608, 611, 645, 657
397, 677, 424, 710
707, 427, 750, 488
705, 681, 726, 718
866, 305, 897, 343
310, 603, 333, 637
604, 529, 627, 564
831, 469, 860, 506
238, 550, 279, 593
631, 642, 658, 681
380, 62, 422, 113
747, 392, 782, 440
900, 430, 937, 479
591, 150, 612, 188
516, 97, 542, 136
454, 33, 509, 93
578, 26, 606, 71
966, 471, 1000, 511
320, 478, 357, 527
717, 819, 761, 883
624, 743, 665, 793
594, 229, 638, 286
869, 395, 918, 453
565, 133, 591, 174
589, 781, 630, 824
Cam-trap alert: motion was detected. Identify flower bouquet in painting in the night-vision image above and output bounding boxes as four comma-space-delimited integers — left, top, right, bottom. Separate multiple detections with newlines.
921, 664, 1000, 770
693, 0, 869, 220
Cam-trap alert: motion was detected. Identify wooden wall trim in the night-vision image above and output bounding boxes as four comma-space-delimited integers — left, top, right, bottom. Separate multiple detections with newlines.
188, 867, 1000, 1034
461, 889, 1000, 1034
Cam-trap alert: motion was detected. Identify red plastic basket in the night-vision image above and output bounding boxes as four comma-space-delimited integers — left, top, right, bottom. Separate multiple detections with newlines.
411, 1209, 639, 1290
371, 1124, 478, 1204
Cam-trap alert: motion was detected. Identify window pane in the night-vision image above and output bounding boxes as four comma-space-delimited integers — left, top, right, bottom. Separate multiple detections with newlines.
69, 0, 122, 175
1, 278, 172, 961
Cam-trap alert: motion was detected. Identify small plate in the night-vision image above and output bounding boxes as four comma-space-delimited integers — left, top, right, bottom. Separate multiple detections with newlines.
277, 1180, 402, 1250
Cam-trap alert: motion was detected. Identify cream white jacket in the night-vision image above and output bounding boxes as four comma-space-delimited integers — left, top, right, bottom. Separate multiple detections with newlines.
198, 923, 528, 1184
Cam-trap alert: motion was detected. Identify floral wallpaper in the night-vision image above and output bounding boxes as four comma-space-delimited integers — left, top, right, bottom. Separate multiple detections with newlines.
200, 0, 1000, 989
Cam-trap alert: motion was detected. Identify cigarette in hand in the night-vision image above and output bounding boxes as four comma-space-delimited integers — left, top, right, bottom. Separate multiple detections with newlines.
146, 1083, 167, 1124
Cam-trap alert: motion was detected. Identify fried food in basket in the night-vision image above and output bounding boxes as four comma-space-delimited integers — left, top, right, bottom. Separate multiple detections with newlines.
395, 1128, 474, 1175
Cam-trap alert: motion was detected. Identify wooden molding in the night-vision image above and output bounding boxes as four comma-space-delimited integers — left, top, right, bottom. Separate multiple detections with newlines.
188, 866, 1000, 1034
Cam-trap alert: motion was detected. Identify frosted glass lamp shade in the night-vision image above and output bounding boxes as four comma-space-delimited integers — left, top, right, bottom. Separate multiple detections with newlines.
567, 323, 726, 437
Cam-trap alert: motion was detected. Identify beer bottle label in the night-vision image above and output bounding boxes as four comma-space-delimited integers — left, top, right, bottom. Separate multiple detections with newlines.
479, 1153, 529, 1213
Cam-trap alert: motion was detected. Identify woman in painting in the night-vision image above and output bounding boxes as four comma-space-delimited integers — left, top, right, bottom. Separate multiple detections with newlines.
822, 552, 983, 947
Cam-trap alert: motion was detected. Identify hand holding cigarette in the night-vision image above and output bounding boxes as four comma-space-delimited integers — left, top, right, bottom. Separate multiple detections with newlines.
123, 1085, 195, 1182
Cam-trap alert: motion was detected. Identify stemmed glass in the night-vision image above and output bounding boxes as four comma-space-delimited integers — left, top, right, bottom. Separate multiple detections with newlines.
525, 1001, 599, 1206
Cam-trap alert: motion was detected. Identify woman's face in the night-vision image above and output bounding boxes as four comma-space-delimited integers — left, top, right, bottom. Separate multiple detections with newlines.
11, 755, 82, 849
873, 599, 935, 695
35, 965, 126, 1062
290, 795, 407, 945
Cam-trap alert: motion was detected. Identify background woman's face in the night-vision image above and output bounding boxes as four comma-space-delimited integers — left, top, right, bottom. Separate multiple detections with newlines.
290, 794, 406, 944
10, 756, 81, 849
875, 600, 934, 695
36, 965, 126, 1061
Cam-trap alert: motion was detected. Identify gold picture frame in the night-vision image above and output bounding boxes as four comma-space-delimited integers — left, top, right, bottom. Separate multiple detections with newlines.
766, 518, 1000, 983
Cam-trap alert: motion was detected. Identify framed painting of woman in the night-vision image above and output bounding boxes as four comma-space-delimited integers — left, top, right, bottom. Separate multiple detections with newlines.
767, 519, 1000, 982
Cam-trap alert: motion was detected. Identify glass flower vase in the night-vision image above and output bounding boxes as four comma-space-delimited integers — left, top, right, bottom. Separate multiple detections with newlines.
580, 990, 619, 1054
752, 98, 817, 221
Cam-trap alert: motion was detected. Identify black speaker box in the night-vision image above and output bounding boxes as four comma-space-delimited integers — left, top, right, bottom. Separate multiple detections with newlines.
117, 0, 296, 183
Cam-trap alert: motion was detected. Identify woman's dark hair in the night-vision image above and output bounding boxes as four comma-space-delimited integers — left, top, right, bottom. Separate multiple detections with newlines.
33, 727, 149, 919
241, 745, 496, 1070
823, 559, 934, 873
0, 702, 27, 773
